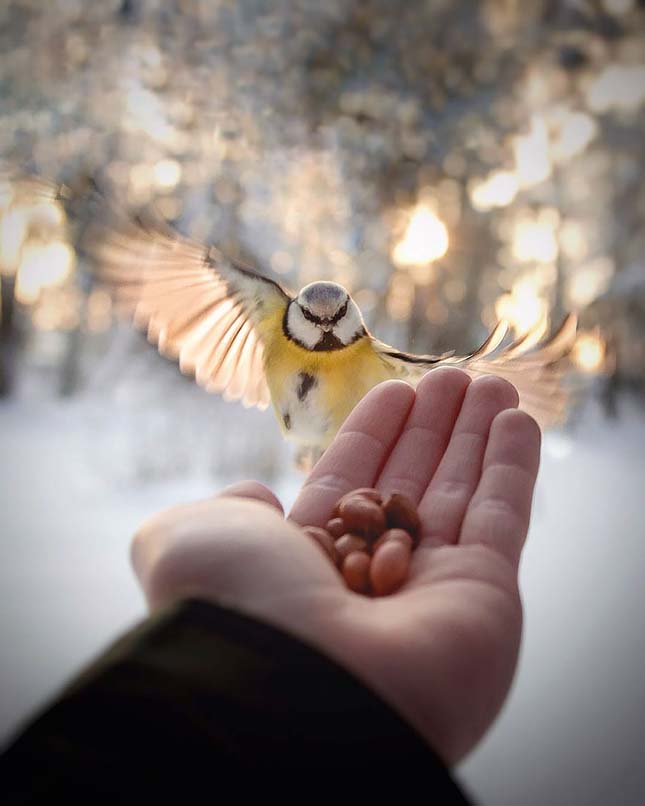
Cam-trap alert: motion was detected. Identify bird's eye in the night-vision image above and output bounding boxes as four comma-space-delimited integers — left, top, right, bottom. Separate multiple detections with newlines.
301, 307, 319, 323
329, 300, 348, 324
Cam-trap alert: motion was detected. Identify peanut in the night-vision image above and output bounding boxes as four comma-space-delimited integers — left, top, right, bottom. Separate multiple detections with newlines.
335, 534, 368, 562
342, 551, 371, 594
370, 539, 411, 596
333, 487, 383, 516
372, 528, 413, 554
383, 493, 421, 543
325, 517, 346, 539
338, 497, 386, 541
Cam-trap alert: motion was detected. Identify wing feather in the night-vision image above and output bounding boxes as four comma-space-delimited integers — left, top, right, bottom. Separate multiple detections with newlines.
223, 321, 254, 402
443, 320, 509, 364
87, 207, 291, 409
217, 319, 253, 396
500, 313, 548, 359
156, 292, 230, 353
1, 168, 276, 410
192, 302, 240, 381
205, 312, 248, 392
244, 337, 272, 409
376, 314, 578, 428
197, 308, 246, 383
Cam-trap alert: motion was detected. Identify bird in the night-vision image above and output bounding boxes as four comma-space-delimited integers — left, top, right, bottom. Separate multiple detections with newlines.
0, 166, 577, 460
85, 206, 578, 464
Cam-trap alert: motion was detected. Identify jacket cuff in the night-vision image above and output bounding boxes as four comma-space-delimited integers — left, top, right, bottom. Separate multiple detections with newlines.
1, 598, 472, 802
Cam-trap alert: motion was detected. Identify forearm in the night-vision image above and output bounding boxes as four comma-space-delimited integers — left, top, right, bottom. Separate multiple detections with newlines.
0, 598, 471, 801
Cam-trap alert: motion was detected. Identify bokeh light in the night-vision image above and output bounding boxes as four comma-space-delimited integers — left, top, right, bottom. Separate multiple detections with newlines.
15, 242, 75, 305
469, 171, 519, 211
392, 206, 449, 268
513, 115, 552, 189
0, 0, 643, 415
496, 276, 549, 335
572, 330, 607, 373
512, 212, 559, 264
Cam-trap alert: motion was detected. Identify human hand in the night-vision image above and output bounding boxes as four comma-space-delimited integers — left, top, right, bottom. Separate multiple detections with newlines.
132, 368, 540, 763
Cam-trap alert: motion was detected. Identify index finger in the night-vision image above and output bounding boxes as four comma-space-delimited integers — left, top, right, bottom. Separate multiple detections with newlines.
289, 380, 415, 527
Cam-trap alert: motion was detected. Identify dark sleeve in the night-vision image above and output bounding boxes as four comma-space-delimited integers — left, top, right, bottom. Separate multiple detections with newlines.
0, 598, 472, 803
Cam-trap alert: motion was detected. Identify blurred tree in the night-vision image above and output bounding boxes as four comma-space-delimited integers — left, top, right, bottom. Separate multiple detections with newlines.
0, 275, 16, 397
0, 0, 643, 409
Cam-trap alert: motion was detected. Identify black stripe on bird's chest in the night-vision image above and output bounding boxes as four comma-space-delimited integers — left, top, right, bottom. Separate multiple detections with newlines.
297, 372, 317, 401
281, 371, 319, 436
312, 331, 344, 351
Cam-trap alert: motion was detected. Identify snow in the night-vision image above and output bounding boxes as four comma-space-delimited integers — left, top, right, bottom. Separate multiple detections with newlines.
1, 382, 644, 805
460, 397, 645, 806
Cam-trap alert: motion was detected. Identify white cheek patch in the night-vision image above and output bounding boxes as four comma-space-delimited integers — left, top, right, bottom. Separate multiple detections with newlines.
286, 305, 320, 349
332, 304, 363, 345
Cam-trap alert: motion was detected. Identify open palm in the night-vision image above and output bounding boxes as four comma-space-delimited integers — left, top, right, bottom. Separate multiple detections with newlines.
133, 368, 540, 764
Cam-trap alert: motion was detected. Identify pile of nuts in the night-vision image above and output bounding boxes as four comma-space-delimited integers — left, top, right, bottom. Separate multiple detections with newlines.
303, 488, 421, 596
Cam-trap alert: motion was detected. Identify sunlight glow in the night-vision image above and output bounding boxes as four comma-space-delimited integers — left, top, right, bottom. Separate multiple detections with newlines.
572, 331, 606, 373
559, 220, 589, 261
495, 277, 548, 335
512, 215, 559, 264
15, 242, 76, 304
392, 205, 449, 268
153, 158, 182, 189
567, 257, 614, 307
552, 110, 598, 161
513, 115, 552, 189
123, 80, 177, 145
469, 170, 519, 211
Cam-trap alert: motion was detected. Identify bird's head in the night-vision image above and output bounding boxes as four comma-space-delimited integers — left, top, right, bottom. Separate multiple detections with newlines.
286, 281, 366, 351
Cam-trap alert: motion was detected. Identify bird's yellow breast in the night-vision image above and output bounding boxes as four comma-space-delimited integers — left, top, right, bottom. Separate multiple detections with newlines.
258, 309, 391, 447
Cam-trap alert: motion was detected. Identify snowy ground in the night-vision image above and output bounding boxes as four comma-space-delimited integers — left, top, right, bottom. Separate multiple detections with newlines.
1, 383, 644, 806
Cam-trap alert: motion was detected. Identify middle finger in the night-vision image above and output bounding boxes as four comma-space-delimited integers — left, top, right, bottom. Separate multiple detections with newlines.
376, 367, 471, 503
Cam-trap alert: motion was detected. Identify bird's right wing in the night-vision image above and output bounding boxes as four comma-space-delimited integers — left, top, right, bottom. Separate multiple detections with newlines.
2, 166, 291, 409
375, 315, 578, 428
89, 208, 293, 409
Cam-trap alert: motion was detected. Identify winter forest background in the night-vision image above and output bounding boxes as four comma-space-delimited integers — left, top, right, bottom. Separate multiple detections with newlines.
1, 2, 644, 804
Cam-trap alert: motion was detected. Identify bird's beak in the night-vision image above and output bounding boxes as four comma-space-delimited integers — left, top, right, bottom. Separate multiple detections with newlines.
320, 319, 333, 332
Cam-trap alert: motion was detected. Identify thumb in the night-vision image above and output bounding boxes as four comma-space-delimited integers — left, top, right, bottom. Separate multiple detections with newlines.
217, 480, 284, 515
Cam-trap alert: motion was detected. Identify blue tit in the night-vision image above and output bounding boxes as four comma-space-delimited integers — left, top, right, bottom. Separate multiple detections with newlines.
90, 211, 578, 460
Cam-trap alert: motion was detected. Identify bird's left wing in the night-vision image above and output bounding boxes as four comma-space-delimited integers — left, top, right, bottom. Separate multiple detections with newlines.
374, 315, 578, 428
89, 211, 292, 409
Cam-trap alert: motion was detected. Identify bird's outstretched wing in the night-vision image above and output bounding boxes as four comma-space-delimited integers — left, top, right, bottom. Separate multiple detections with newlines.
2, 168, 287, 411
374, 314, 578, 428
88, 208, 292, 409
